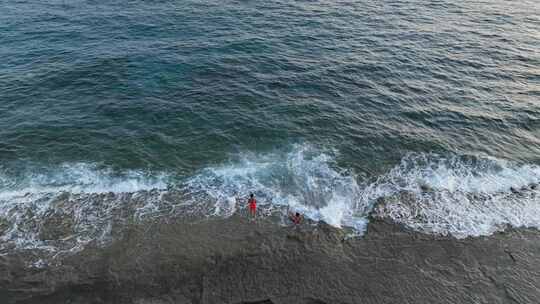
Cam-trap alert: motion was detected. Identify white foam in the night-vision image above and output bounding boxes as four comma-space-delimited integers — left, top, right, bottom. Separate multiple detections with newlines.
1, 149, 539, 253
387, 154, 540, 194
366, 153, 540, 237
185, 150, 540, 238
0, 163, 170, 251
0, 163, 168, 199
185, 144, 365, 229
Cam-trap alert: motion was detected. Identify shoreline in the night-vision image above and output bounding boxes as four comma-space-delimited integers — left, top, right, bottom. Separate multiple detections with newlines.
2, 215, 540, 303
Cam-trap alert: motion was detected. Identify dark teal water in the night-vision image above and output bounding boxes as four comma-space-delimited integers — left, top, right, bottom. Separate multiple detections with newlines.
2, 0, 539, 175
1, 0, 540, 247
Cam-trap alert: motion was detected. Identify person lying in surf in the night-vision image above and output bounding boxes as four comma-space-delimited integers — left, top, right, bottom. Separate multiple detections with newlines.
247, 193, 257, 219
289, 212, 302, 225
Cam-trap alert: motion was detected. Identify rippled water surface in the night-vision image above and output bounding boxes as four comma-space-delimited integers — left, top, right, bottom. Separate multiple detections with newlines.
0, 0, 539, 247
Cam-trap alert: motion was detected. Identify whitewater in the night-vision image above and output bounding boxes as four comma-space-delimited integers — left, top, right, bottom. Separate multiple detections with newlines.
1, 144, 539, 253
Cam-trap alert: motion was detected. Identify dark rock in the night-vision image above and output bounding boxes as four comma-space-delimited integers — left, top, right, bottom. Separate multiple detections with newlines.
0, 217, 10, 236
238, 300, 274, 304
38, 212, 74, 241
420, 184, 433, 193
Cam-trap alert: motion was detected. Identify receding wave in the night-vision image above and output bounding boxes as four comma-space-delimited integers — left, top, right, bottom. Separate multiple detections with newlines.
0, 145, 539, 254
0, 163, 170, 253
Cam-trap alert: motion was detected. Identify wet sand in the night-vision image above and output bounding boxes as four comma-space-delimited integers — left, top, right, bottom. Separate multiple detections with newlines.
1, 215, 540, 304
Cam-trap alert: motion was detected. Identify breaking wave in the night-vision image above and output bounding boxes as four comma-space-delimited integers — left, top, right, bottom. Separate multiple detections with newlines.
369, 154, 540, 238
184, 145, 365, 230
0, 145, 539, 253
184, 148, 540, 238
0, 163, 169, 198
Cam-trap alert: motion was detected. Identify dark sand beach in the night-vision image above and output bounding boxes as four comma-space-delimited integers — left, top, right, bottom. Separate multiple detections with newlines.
2, 214, 540, 304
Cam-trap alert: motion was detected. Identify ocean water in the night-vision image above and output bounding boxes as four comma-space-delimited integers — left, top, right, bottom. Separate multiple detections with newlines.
1, 0, 539, 250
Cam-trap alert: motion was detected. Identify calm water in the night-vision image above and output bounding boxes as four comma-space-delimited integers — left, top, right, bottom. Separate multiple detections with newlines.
2, 0, 539, 172
0, 0, 540, 247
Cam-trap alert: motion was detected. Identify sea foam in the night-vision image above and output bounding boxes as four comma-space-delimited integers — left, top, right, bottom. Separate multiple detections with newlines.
185, 147, 540, 237
368, 153, 540, 237
184, 145, 365, 230
0, 163, 169, 252
0, 146, 539, 253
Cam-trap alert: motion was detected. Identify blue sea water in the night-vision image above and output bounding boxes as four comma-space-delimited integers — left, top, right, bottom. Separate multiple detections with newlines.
0, 0, 539, 247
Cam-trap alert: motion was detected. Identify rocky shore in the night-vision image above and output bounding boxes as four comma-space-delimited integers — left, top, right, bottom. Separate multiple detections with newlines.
1, 215, 540, 304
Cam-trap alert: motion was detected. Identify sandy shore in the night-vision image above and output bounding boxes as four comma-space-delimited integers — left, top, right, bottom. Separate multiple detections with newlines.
1, 215, 540, 304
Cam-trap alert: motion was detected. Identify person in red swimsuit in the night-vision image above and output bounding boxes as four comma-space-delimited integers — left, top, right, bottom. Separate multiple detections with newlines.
248, 193, 257, 219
